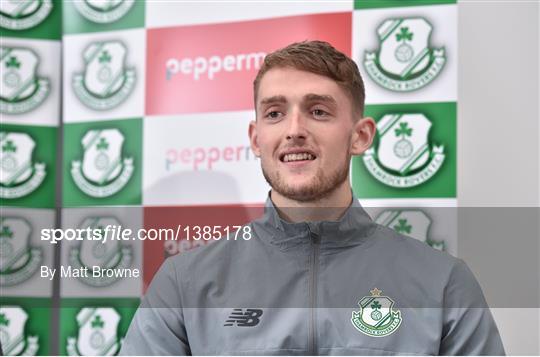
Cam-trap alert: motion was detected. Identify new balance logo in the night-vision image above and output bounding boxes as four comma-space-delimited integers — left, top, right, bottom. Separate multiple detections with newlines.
224, 308, 263, 327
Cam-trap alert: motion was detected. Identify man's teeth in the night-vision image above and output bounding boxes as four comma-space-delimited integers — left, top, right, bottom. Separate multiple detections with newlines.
283, 153, 315, 162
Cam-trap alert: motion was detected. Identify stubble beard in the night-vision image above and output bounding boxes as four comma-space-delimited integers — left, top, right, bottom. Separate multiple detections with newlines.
261, 154, 351, 203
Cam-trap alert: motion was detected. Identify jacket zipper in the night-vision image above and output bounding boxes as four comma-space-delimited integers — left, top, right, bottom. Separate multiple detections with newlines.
308, 228, 320, 355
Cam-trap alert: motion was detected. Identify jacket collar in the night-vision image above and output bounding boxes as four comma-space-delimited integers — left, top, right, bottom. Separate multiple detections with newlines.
253, 190, 377, 249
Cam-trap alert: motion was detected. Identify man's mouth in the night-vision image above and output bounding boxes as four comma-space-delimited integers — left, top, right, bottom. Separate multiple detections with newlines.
279, 151, 317, 163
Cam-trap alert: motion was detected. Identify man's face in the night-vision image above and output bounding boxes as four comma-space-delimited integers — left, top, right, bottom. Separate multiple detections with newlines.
249, 67, 361, 202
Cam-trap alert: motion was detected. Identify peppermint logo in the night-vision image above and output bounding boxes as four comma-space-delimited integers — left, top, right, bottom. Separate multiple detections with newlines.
71, 128, 134, 198
73, 41, 136, 111
66, 307, 121, 356
74, 0, 134, 24
166, 52, 266, 81
364, 17, 446, 92
0, 46, 50, 114
0, 306, 39, 355
0, 217, 42, 286
351, 288, 402, 337
165, 144, 258, 171
363, 113, 445, 188
375, 209, 445, 251
224, 309, 263, 327
0, 0, 52, 30
0, 132, 46, 199
69, 217, 132, 287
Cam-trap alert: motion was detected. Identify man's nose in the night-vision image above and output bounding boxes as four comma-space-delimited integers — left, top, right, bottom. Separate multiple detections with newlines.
286, 109, 308, 141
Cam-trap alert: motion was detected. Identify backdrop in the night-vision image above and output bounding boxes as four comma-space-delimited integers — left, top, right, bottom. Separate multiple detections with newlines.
2, 0, 460, 355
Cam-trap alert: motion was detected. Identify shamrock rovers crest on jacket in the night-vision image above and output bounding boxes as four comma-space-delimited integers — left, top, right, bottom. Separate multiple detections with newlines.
351, 288, 402, 337
73, 41, 136, 111
71, 128, 133, 198
1, 46, 50, 114
69, 217, 132, 287
0, 217, 42, 287
363, 113, 444, 188
0, 132, 46, 199
66, 307, 121, 356
0, 0, 53, 30
364, 17, 446, 92
0, 306, 39, 355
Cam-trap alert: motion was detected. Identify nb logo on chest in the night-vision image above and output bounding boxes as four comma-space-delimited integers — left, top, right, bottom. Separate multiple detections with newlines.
224, 309, 263, 327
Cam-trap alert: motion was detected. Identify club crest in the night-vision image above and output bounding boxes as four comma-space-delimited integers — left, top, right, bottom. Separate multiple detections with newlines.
351, 288, 402, 337
72, 41, 136, 110
70, 128, 134, 198
74, 0, 135, 24
364, 17, 446, 92
0, 0, 53, 30
0, 46, 50, 114
363, 113, 445, 188
0, 306, 39, 355
0, 132, 46, 199
66, 307, 121, 356
375, 209, 445, 251
0, 217, 42, 286
69, 217, 132, 287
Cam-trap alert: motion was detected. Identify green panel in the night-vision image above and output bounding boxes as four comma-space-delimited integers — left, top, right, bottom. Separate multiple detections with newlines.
355, 0, 456, 10
0, 0, 62, 40
352, 101, 456, 198
0, 124, 56, 208
63, 118, 142, 207
62, 0, 145, 34
0, 297, 52, 355
59, 298, 139, 355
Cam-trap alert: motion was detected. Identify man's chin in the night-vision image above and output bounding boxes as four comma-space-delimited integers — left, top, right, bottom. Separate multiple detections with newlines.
262, 166, 342, 202
273, 183, 329, 203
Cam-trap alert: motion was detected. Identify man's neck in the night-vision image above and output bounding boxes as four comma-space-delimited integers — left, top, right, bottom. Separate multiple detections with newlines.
271, 182, 353, 223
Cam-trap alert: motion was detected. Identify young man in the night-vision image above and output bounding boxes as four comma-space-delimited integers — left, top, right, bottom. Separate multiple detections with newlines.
120, 41, 505, 355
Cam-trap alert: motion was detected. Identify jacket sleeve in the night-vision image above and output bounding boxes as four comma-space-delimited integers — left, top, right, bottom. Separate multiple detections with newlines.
439, 259, 505, 355
119, 257, 190, 355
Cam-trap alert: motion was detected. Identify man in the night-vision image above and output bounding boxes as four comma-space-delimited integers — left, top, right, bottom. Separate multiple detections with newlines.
120, 41, 505, 355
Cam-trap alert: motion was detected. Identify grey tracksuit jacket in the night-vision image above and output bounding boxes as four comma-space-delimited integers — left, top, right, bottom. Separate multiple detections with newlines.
120, 196, 505, 355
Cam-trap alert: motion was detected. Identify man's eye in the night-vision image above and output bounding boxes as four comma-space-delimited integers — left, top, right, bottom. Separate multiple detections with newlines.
265, 111, 282, 119
312, 109, 329, 117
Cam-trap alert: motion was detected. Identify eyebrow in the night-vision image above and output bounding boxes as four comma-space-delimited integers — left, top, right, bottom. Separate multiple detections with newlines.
258, 93, 337, 109
259, 95, 287, 108
303, 94, 337, 108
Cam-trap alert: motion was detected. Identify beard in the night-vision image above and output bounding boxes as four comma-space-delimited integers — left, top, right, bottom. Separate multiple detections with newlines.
261, 153, 351, 203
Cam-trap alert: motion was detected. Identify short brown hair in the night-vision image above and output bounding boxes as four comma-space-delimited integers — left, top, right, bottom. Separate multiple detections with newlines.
253, 40, 365, 118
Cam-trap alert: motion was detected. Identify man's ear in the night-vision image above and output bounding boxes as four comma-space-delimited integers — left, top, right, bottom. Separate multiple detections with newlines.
350, 117, 376, 155
248, 120, 261, 157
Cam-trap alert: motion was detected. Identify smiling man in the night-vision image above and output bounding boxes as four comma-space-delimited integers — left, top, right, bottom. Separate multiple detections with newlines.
249, 47, 375, 220
120, 41, 505, 356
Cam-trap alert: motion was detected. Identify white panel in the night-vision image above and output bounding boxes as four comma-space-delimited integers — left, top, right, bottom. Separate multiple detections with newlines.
353, 4, 457, 104
459, 1, 539, 355
60, 207, 143, 298
146, 0, 353, 28
1, 38, 61, 126
0, 208, 55, 297
458, 1, 539, 207
143, 111, 270, 205
63, 29, 146, 123
361, 198, 457, 256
